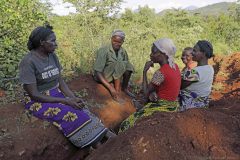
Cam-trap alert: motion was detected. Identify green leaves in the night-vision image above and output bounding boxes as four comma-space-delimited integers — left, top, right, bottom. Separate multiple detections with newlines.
1, 0, 240, 91
0, 0, 47, 89
65, 0, 123, 16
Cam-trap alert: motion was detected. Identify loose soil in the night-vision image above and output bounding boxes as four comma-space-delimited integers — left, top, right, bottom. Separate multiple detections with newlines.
88, 52, 240, 160
0, 53, 239, 160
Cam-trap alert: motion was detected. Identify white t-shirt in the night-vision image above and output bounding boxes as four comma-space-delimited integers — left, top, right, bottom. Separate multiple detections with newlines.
186, 65, 214, 97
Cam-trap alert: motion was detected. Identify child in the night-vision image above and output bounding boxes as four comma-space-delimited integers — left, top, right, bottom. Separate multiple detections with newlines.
181, 47, 197, 72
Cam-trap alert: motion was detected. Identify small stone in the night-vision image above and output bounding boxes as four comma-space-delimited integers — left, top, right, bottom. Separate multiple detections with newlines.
143, 149, 147, 153
150, 121, 158, 125
0, 152, 4, 157
64, 145, 70, 150
137, 137, 144, 145
18, 150, 26, 156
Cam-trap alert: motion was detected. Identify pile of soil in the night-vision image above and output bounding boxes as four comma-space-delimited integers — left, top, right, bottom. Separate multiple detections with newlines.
0, 103, 78, 160
87, 53, 240, 160
0, 75, 135, 160
87, 106, 240, 160
0, 53, 239, 160
210, 52, 240, 100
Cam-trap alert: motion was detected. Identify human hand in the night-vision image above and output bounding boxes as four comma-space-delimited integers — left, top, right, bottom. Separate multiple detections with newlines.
64, 97, 84, 109
109, 87, 120, 101
143, 61, 154, 72
74, 97, 86, 108
149, 92, 158, 102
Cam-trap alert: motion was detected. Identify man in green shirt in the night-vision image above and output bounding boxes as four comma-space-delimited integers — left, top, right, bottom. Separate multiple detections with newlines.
93, 30, 135, 100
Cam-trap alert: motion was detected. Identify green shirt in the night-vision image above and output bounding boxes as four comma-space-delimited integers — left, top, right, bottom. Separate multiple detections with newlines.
93, 44, 134, 82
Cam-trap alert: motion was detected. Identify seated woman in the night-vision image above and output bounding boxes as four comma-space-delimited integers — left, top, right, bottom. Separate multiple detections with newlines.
181, 47, 197, 72
93, 30, 135, 101
179, 40, 214, 111
120, 38, 181, 132
19, 25, 115, 150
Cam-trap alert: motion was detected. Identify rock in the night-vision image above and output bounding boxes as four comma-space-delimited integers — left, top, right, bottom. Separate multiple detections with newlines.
18, 150, 25, 156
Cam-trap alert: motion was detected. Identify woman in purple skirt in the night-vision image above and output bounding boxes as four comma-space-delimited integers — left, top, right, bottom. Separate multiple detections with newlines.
19, 25, 114, 149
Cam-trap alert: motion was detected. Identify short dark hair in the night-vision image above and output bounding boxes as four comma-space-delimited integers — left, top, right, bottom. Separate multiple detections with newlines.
196, 40, 214, 59
27, 24, 54, 50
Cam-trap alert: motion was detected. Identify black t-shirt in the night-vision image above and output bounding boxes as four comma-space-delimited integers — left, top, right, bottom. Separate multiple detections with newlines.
19, 52, 62, 92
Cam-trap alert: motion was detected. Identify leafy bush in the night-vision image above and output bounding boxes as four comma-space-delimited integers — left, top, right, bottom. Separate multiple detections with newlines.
0, 0, 47, 89
1, 0, 240, 90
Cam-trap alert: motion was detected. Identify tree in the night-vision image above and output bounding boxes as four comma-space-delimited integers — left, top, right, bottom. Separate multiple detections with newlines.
64, 0, 123, 16
229, 0, 240, 21
0, 0, 47, 89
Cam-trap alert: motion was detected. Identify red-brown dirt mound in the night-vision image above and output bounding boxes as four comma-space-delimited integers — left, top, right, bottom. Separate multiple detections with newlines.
210, 52, 240, 100
87, 106, 240, 160
0, 75, 135, 160
0, 53, 239, 160
0, 103, 77, 160
87, 53, 240, 160
67, 74, 136, 128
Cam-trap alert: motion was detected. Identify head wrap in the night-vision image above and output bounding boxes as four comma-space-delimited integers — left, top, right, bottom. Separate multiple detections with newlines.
196, 40, 213, 59
111, 29, 125, 40
153, 38, 177, 69
27, 25, 54, 50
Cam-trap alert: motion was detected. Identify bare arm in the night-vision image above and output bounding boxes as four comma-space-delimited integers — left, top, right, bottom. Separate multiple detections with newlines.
180, 79, 194, 89
24, 83, 65, 103
23, 83, 82, 108
181, 69, 199, 89
143, 70, 156, 99
95, 71, 117, 94
59, 75, 76, 98
143, 61, 156, 99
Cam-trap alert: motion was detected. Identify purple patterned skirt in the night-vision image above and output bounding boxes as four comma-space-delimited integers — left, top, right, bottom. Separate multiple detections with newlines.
24, 87, 107, 148
178, 89, 209, 111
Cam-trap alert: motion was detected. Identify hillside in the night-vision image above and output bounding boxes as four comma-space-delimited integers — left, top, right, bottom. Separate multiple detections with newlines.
191, 2, 235, 15
158, 2, 235, 16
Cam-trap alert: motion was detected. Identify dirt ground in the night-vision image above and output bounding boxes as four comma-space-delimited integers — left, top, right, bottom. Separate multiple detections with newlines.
0, 75, 136, 160
87, 52, 240, 160
0, 53, 239, 160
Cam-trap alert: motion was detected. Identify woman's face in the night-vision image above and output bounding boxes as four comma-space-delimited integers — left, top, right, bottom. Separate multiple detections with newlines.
150, 45, 165, 63
181, 50, 193, 64
192, 45, 204, 61
111, 35, 124, 51
42, 33, 57, 53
